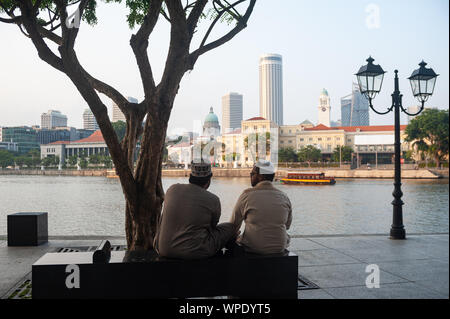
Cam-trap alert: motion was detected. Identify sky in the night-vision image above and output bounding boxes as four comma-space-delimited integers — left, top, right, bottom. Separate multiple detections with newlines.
0, 0, 448, 136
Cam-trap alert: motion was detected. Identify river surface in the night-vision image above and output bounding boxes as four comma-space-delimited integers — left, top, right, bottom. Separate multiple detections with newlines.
0, 175, 448, 236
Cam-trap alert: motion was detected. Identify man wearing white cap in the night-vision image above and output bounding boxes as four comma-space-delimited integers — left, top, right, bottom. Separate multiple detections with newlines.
154, 161, 235, 259
229, 160, 292, 254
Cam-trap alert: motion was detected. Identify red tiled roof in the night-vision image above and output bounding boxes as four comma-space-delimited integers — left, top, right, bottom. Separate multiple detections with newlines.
72, 130, 105, 144
49, 140, 70, 145
48, 130, 105, 145
245, 117, 266, 121
304, 125, 407, 132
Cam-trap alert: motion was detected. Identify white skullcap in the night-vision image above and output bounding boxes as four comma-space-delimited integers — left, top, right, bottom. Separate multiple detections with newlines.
255, 160, 275, 174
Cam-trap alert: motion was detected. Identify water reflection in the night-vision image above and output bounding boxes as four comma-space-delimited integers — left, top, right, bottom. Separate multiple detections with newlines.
0, 176, 448, 236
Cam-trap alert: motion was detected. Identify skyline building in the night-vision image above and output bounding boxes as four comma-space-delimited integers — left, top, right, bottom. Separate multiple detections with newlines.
203, 107, 221, 139
1, 126, 39, 154
83, 108, 99, 131
259, 53, 283, 126
41, 110, 68, 129
341, 83, 370, 127
112, 96, 139, 122
222, 92, 243, 133
318, 88, 331, 127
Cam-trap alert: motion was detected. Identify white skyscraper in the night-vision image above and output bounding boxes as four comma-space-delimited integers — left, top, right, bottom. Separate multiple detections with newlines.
41, 110, 68, 129
318, 89, 331, 127
222, 92, 243, 133
83, 108, 99, 130
112, 96, 139, 122
259, 53, 283, 125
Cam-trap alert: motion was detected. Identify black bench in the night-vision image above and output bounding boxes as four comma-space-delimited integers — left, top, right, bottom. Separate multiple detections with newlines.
7, 212, 48, 246
32, 245, 298, 299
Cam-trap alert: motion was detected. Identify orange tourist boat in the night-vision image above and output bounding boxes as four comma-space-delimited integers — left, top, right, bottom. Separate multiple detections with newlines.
280, 172, 336, 185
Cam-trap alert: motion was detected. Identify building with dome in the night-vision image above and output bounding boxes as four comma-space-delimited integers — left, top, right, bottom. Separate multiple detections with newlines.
203, 107, 221, 140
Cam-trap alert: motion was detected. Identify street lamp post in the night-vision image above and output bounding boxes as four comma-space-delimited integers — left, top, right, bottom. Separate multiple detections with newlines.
355, 57, 438, 239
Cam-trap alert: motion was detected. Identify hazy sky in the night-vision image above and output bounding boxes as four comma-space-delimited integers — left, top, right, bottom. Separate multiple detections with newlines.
0, 0, 448, 136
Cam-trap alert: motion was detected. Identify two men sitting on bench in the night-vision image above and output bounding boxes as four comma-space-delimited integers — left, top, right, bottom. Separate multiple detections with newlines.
154, 160, 292, 259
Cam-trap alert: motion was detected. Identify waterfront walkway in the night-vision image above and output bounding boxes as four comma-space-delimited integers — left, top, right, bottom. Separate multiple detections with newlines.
0, 234, 448, 299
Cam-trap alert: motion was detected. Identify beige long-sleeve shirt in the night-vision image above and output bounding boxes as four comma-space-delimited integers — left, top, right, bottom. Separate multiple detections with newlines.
230, 181, 292, 254
154, 183, 234, 259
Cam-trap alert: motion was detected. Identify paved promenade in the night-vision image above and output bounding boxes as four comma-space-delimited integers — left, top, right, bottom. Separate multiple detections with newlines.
0, 234, 448, 299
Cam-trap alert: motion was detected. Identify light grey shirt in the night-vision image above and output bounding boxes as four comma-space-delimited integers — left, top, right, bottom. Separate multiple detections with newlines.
230, 181, 292, 254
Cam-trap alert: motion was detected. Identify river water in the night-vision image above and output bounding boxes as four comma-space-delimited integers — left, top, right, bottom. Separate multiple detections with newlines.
0, 175, 448, 237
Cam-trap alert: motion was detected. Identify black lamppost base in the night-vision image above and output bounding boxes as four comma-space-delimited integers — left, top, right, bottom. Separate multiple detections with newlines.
390, 227, 406, 240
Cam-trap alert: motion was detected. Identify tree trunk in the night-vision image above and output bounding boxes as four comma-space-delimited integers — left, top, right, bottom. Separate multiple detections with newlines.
124, 100, 169, 250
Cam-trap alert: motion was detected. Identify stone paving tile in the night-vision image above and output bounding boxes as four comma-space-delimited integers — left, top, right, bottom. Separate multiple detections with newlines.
294, 249, 361, 267
377, 259, 449, 296
308, 236, 387, 250
415, 280, 449, 298
298, 289, 335, 299
337, 245, 431, 263
288, 238, 326, 251
298, 263, 408, 289
324, 282, 445, 299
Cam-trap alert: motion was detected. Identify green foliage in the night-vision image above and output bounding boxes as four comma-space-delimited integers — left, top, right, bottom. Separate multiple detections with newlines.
79, 157, 89, 169
41, 156, 55, 167
0, 1, 243, 30
332, 145, 353, 162
111, 120, 127, 142
297, 145, 322, 162
278, 147, 298, 163
0, 150, 14, 168
66, 155, 78, 166
88, 153, 102, 164
405, 109, 449, 165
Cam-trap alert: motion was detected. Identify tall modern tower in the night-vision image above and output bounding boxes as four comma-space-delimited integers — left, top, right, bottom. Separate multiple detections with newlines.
222, 92, 243, 133
318, 89, 331, 127
112, 96, 139, 122
83, 108, 99, 130
41, 110, 68, 129
259, 54, 283, 125
341, 83, 370, 127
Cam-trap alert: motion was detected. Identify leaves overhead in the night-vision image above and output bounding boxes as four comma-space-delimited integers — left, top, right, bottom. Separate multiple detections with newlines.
0, 0, 243, 29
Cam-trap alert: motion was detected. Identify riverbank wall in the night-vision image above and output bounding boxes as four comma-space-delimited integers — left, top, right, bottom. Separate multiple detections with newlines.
0, 168, 443, 179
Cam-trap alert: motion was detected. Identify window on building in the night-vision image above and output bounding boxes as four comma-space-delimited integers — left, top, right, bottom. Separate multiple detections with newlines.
300, 138, 304, 141
318, 138, 322, 141
327, 137, 331, 141
289, 130, 292, 134
336, 137, 340, 141
348, 138, 352, 142
288, 140, 292, 144
309, 138, 313, 141
280, 141, 284, 144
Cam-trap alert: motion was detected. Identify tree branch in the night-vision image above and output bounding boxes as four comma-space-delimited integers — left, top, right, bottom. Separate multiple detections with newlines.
189, 0, 256, 68
158, 0, 190, 98
186, 0, 207, 38
130, 0, 163, 99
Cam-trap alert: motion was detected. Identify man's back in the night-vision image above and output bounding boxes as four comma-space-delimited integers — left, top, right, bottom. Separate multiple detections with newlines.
231, 181, 292, 254
154, 183, 223, 259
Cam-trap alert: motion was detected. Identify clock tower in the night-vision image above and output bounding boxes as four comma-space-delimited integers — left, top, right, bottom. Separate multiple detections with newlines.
318, 88, 331, 127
